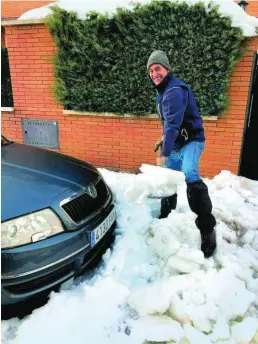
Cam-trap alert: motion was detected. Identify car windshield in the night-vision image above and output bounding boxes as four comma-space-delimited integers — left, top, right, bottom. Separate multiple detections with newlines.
1, 136, 12, 146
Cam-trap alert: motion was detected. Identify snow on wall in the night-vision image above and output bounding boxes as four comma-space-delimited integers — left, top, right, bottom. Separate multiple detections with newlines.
18, 0, 258, 37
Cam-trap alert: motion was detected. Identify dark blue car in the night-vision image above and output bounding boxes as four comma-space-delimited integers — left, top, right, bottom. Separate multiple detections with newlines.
1, 136, 116, 307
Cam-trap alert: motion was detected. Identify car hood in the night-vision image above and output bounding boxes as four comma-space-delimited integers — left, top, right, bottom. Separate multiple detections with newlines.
1, 143, 99, 221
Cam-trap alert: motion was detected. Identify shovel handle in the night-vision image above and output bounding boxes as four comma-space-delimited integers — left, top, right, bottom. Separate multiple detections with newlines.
154, 140, 163, 153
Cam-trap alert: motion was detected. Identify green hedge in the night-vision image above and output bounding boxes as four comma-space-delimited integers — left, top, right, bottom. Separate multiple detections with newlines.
46, 1, 244, 116
1, 47, 14, 107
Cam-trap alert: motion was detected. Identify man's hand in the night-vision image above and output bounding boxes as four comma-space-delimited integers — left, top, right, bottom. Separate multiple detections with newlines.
156, 156, 168, 167
153, 136, 164, 152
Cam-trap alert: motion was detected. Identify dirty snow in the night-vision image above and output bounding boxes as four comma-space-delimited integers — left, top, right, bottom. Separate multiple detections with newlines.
2, 167, 258, 344
18, 0, 258, 37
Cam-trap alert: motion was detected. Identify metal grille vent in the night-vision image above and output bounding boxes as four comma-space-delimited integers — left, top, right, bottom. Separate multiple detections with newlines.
22, 119, 59, 148
62, 179, 109, 223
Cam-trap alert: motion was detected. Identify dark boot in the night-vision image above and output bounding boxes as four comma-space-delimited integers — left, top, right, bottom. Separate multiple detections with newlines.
200, 231, 217, 258
196, 214, 217, 258
159, 193, 177, 219
187, 180, 217, 258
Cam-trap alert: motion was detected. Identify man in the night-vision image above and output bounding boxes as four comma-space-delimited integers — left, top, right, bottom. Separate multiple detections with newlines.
147, 50, 216, 258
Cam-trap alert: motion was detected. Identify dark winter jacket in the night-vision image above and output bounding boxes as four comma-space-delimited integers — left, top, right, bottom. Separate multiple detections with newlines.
155, 72, 205, 156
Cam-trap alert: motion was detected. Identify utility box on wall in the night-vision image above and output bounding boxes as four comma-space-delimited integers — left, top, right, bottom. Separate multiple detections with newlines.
22, 119, 59, 149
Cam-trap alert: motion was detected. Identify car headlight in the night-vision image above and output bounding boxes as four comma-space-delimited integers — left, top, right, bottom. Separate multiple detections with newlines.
1, 209, 64, 249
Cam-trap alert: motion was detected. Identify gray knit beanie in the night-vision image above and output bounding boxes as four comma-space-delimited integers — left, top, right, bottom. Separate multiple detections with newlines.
147, 50, 171, 72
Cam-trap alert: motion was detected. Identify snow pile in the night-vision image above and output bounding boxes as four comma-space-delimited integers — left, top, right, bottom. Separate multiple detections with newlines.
124, 164, 185, 202
2, 169, 258, 344
18, 0, 258, 37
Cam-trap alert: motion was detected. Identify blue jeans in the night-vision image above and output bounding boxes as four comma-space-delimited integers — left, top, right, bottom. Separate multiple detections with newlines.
167, 141, 204, 183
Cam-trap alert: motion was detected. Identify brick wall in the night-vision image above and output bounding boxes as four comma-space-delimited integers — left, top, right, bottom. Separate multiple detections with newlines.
1, 1, 54, 20
1, 0, 54, 46
2, 24, 258, 177
233, 0, 258, 16
247, 1, 258, 16
240, 0, 258, 16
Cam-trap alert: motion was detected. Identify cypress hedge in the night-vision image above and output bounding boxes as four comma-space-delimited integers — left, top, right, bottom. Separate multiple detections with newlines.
46, 1, 244, 116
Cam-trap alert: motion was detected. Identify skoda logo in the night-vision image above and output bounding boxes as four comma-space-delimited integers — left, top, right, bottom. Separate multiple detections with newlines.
87, 184, 97, 198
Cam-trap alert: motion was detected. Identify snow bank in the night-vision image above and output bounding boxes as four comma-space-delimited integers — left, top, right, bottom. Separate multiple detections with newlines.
18, 0, 258, 37
124, 164, 185, 202
2, 168, 258, 344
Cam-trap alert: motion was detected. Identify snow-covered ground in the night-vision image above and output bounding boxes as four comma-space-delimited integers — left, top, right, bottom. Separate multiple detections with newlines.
2, 167, 258, 344
18, 0, 258, 37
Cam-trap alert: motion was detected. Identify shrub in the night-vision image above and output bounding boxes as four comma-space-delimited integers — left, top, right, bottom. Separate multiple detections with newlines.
46, 1, 244, 116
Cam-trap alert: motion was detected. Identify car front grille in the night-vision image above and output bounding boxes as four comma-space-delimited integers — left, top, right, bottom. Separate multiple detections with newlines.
61, 179, 110, 223
4, 222, 116, 297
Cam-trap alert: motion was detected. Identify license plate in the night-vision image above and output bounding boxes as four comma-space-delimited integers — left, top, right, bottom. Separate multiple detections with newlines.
90, 208, 116, 247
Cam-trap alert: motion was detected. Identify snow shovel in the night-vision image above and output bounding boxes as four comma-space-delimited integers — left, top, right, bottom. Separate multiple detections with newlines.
147, 140, 178, 199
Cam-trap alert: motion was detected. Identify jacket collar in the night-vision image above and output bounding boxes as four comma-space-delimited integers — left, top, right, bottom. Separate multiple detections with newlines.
154, 72, 172, 93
